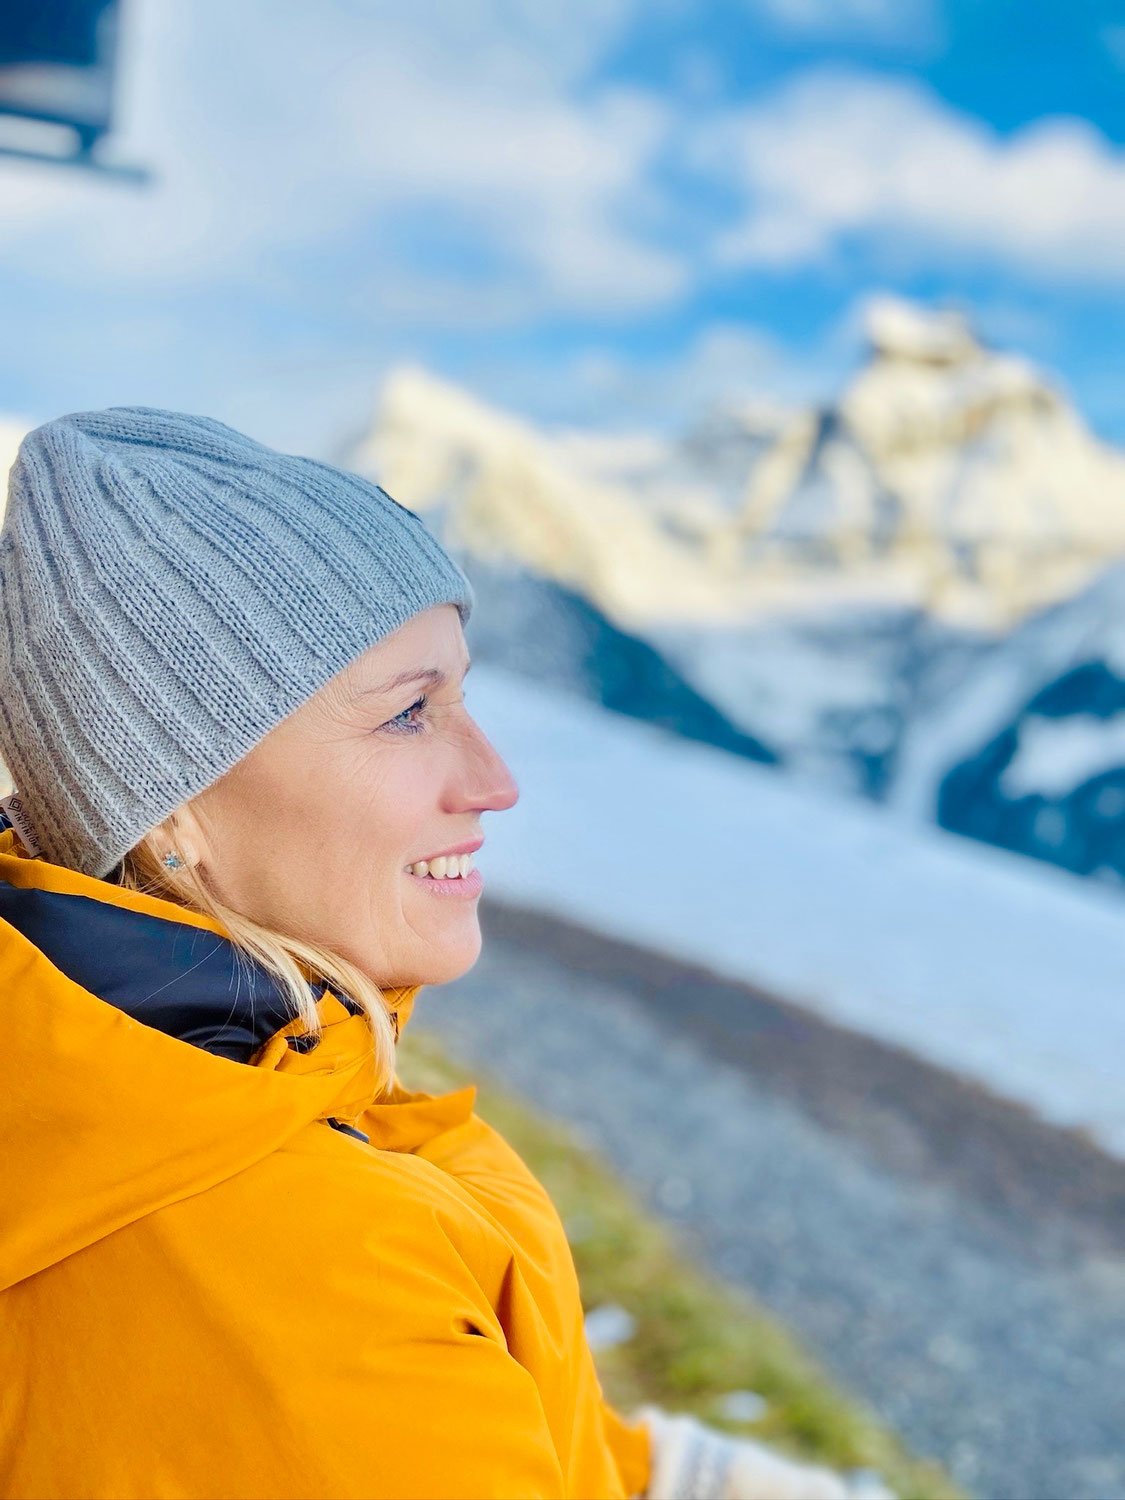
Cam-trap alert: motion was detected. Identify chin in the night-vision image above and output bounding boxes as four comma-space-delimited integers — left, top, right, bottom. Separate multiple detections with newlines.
402, 925, 483, 989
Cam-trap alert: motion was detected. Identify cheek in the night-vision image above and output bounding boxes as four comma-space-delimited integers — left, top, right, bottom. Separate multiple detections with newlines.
314, 753, 431, 877
210, 735, 438, 902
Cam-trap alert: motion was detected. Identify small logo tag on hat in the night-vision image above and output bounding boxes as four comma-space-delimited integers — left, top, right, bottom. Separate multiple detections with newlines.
0, 792, 44, 857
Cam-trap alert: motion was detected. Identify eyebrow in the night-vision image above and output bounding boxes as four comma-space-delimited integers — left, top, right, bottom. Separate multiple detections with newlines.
353, 657, 472, 699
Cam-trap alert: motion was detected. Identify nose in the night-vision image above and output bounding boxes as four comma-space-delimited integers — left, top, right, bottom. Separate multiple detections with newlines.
456, 712, 520, 815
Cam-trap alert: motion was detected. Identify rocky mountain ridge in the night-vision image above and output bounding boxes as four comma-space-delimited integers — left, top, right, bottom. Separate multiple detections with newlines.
352, 296, 1125, 636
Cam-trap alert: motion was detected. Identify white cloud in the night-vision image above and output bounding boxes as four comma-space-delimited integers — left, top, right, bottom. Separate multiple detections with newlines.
699, 70, 1125, 284
0, 0, 682, 316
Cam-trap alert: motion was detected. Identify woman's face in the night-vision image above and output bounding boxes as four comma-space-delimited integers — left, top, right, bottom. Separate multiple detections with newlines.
175, 604, 519, 987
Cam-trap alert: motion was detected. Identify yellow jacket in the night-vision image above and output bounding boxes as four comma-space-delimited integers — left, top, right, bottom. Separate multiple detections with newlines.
0, 827, 651, 1499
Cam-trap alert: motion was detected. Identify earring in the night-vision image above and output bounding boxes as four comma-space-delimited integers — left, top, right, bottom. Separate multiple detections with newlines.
163, 851, 184, 870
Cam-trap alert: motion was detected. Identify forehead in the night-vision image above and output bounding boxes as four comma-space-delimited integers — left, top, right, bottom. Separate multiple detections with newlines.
337, 607, 470, 698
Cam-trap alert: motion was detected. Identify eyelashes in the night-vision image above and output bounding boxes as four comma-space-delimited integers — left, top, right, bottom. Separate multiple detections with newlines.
382, 694, 428, 735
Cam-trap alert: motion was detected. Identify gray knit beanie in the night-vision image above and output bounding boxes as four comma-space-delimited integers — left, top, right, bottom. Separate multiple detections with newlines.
0, 405, 474, 880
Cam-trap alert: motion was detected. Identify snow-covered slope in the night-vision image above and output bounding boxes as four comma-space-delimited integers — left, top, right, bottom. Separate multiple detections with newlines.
469, 661, 1125, 1156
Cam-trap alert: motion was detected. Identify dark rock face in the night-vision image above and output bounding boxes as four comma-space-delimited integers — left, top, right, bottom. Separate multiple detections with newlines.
939, 659, 1125, 884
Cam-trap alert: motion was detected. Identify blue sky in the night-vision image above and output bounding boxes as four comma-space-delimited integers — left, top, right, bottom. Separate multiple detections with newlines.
0, 0, 1123, 456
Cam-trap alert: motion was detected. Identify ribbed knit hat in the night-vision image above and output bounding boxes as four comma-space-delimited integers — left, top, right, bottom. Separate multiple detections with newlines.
0, 405, 475, 880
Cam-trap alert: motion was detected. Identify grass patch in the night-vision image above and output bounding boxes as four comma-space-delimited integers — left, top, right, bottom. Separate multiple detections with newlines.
397, 1027, 962, 1500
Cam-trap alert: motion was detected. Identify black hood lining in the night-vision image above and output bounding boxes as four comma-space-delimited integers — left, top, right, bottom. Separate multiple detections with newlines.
0, 878, 338, 1062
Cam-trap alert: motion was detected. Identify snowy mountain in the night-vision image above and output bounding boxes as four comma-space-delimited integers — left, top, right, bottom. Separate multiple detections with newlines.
352, 297, 1125, 635
643, 604, 990, 798
891, 560, 1125, 884
352, 373, 920, 785
348, 300, 1125, 815
731, 299, 1125, 631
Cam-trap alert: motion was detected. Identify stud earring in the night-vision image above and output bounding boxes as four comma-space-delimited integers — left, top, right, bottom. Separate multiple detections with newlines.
163, 851, 184, 870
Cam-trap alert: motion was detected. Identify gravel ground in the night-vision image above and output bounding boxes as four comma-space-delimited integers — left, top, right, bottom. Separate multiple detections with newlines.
417, 901, 1125, 1500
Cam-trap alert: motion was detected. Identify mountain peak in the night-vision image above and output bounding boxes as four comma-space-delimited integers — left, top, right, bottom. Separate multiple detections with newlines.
863, 295, 978, 367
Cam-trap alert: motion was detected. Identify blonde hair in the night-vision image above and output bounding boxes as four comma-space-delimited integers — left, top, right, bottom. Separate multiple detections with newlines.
112, 808, 399, 1094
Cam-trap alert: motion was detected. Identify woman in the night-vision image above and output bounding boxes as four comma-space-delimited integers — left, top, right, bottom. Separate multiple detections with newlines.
0, 406, 884, 1500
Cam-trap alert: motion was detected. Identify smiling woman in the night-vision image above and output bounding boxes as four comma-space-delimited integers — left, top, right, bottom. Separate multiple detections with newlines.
0, 406, 651, 1500
0, 407, 876, 1500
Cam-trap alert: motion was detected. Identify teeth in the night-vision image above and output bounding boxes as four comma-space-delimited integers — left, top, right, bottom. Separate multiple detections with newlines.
408, 852, 474, 879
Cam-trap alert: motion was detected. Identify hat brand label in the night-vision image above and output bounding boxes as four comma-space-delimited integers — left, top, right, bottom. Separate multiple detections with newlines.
0, 792, 44, 857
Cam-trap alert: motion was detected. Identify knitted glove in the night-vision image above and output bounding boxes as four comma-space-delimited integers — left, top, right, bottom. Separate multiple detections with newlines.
638, 1407, 896, 1500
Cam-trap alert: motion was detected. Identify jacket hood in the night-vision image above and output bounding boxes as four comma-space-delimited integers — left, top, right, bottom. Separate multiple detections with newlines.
0, 823, 424, 1291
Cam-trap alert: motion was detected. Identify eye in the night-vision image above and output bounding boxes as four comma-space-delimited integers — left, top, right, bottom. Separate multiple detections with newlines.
381, 694, 428, 735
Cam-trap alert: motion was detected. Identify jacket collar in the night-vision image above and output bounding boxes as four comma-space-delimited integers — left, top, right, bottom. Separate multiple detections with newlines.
0, 824, 480, 1294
